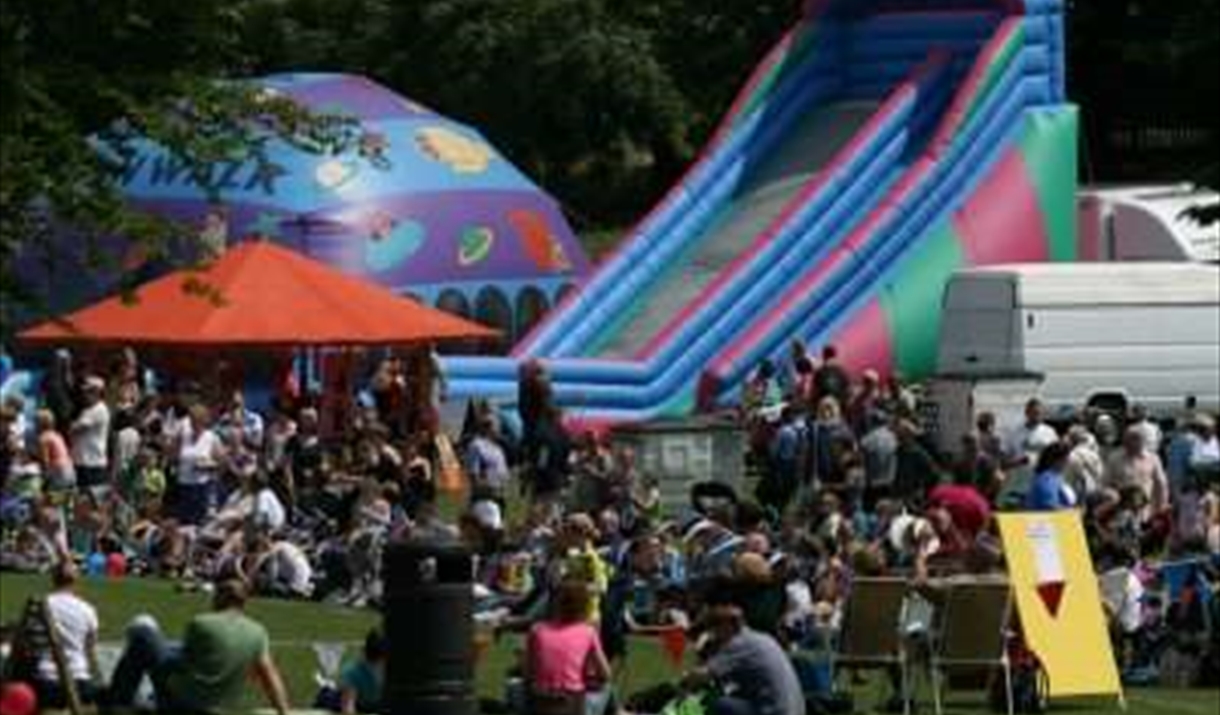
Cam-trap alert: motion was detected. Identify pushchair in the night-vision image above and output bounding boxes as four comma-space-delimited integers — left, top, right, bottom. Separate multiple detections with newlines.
1153, 558, 1217, 687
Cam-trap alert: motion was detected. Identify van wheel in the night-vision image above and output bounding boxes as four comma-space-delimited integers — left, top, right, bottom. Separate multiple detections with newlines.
1087, 394, 1127, 418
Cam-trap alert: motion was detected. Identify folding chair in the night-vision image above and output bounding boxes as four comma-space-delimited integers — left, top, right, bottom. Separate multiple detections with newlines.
929, 579, 1014, 715
312, 641, 348, 689
831, 577, 912, 715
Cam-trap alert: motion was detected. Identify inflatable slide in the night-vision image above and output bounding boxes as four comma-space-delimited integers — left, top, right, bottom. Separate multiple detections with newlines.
445, 0, 1077, 422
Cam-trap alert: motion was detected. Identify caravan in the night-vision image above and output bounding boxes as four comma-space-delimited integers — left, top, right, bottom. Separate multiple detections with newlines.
1078, 184, 1220, 263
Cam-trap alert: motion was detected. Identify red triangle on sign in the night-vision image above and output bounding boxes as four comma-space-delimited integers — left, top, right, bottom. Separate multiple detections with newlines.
1036, 581, 1066, 618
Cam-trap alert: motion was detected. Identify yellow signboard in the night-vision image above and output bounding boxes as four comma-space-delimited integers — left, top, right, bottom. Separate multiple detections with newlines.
996, 511, 1123, 701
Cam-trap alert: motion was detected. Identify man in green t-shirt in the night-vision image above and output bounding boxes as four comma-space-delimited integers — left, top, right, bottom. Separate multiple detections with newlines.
104, 579, 290, 714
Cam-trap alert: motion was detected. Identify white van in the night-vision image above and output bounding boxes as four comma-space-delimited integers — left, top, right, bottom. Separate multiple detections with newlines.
1078, 184, 1220, 263
937, 263, 1220, 417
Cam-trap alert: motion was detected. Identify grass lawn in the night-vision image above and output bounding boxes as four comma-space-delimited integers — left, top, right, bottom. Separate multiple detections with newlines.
0, 572, 676, 711
2, 572, 1216, 714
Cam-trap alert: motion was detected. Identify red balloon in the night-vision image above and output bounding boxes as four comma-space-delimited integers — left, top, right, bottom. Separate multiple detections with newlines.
105, 552, 128, 578
0, 681, 38, 715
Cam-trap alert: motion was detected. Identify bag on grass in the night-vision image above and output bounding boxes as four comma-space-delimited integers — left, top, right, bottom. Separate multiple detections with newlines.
660, 694, 707, 715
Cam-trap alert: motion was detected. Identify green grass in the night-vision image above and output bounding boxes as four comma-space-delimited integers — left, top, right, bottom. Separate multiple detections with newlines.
0, 572, 676, 710
2, 573, 1216, 714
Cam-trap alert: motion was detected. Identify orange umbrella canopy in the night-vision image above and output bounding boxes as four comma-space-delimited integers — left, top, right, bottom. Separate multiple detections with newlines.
19, 240, 498, 347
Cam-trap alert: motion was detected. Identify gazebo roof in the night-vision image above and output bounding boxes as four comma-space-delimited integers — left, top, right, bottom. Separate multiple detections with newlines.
19, 240, 498, 348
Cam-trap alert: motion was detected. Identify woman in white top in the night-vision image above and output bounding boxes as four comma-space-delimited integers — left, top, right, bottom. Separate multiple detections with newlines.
244, 531, 313, 598
69, 377, 111, 489
215, 471, 287, 534
176, 404, 226, 526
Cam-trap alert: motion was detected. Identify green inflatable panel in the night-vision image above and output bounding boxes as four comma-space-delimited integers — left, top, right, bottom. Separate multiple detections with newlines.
1019, 106, 1079, 262
879, 219, 965, 378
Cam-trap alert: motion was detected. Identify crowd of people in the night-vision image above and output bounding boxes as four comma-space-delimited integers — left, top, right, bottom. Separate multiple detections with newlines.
1, 340, 1219, 715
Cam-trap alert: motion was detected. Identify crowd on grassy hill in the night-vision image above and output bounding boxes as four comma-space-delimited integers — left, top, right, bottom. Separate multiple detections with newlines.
1, 342, 1219, 715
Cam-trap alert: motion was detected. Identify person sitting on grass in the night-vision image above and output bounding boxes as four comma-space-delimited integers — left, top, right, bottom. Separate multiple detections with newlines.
104, 578, 291, 715
682, 602, 806, 715
242, 527, 315, 600
523, 578, 613, 715
34, 560, 100, 708
315, 628, 386, 714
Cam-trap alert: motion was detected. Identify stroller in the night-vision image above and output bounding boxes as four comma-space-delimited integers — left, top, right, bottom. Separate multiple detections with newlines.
1152, 558, 1217, 687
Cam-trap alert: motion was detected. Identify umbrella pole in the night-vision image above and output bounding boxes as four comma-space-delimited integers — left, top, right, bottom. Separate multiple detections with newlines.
296, 347, 312, 407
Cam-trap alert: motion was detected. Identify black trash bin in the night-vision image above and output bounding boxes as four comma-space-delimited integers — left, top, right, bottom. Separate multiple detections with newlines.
382, 540, 477, 715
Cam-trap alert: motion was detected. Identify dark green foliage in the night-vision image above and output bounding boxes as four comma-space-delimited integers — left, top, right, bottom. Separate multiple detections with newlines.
0, 1, 359, 315
241, 0, 790, 226
1069, 0, 1219, 222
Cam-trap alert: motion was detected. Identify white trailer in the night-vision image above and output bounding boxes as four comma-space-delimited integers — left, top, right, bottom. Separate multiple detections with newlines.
936, 263, 1220, 418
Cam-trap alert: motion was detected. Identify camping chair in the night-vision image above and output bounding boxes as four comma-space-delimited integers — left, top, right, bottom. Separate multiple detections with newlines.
831, 577, 912, 715
308, 641, 349, 711
929, 579, 1014, 715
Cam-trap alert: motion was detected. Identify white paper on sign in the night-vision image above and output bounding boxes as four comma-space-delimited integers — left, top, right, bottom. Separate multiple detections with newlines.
1026, 517, 1065, 584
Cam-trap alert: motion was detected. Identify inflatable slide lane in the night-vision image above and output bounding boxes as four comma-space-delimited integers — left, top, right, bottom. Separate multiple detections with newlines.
445, 0, 1077, 422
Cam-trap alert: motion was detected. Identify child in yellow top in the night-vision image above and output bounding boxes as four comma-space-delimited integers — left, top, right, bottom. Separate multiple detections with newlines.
558, 513, 609, 624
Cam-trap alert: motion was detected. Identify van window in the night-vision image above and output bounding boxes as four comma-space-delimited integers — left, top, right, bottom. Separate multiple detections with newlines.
943, 278, 1015, 311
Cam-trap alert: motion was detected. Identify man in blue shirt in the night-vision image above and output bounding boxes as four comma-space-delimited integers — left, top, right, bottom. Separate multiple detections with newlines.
1025, 441, 1075, 511
220, 390, 265, 451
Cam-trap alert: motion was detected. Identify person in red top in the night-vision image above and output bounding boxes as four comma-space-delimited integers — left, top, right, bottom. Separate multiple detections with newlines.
926, 483, 992, 555
524, 578, 612, 715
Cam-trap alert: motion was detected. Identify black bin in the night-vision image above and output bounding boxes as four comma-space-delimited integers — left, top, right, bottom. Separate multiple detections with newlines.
382, 540, 477, 715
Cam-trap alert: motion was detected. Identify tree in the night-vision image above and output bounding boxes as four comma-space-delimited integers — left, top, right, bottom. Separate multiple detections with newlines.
241, 0, 793, 227
343, 0, 697, 225
1068, 0, 1220, 223
1, 0, 801, 326
1171, 0, 1220, 223
0, 0, 358, 320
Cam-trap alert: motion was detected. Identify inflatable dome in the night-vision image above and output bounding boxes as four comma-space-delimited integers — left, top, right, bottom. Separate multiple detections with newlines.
26, 74, 590, 344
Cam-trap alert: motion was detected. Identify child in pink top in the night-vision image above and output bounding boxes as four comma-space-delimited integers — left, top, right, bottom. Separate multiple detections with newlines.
528, 620, 603, 693
525, 579, 612, 715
